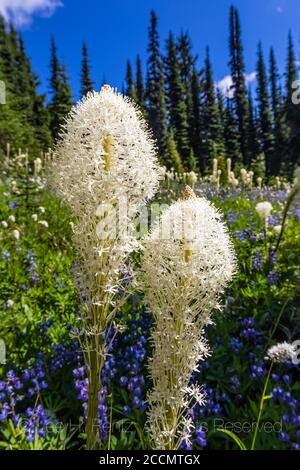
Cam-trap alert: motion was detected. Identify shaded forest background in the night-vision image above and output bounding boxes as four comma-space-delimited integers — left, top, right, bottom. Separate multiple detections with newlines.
0, 6, 299, 177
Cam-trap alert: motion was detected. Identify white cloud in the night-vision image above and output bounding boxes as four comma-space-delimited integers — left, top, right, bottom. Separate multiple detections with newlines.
245, 71, 257, 84
217, 72, 256, 98
0, 0, 63, 26
217, 75, 234, 98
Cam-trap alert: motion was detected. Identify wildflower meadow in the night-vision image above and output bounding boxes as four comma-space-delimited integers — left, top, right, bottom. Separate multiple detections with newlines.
0, 1, 300, 462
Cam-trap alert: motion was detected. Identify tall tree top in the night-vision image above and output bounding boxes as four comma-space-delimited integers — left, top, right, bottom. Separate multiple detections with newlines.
135, 55, 144, 106
49, 35, 59, 92
285, 30, 297, 103
125, 59, 136, 99
80, 42, 93, 97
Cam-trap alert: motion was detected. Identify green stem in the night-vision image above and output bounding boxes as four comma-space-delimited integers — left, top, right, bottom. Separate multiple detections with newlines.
265, 298, 290, 351
108, 393, 113, 450
86, 348, 101, 450
275, 185, 300, 252
251, 362, 273, 450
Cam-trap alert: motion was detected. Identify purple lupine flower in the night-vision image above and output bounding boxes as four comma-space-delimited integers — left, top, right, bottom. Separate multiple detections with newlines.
252, 248, 263, 271
267, 271, 279, 285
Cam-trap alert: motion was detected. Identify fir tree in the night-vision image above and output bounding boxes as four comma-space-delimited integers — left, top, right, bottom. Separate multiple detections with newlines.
177, 31, 196, 91
166, 131, 183, 172
285, 31, 297, 106
269, 47, 287, 174
284, 31, 299, 169
189, 68, 202, 164
177, 31, 197, 151
224, 96, 241, 166
256, 42, 274, 176
247, 88, 258, 162
165, 32, 190, 166
145, 10, 169, 162
0, 15, 14, 88
80, 42, 93, 97
0, 16, 50, 156
125, 60, 136, 100
228, 6, 249, 165
135, 55, 145, 108
48, 37, 72, 140
201, 47, 223, 172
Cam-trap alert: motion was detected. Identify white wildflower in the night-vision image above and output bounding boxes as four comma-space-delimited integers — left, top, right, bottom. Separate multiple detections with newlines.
255, 201, 273, 220
38, 206, 45, 213
187, 171, 197, 187
47, 84, 161, 449
142, 186, 236, 450
265, 342, 296, 364
8, 215, 15, 223
34, 158, 42, 178
12, 229, 20, 240
257, 176, 263, 189
1, 221, 8, 228
38, 220, 48, 228
274, 225, 282, 234
32, 214, 38, 221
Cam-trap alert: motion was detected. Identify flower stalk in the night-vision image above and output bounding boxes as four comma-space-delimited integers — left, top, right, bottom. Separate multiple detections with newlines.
47, 85, 160, 449
142, 186, 236, 450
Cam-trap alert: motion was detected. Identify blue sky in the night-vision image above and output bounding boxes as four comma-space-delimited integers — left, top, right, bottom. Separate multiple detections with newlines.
1, 0, 299, 99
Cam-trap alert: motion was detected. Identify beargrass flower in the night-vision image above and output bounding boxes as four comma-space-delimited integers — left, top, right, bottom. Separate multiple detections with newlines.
266, 342, 297, 364
38, 220, 48, 228
47, 84, 161, 449
141, 186, 236, 450
255, 201, 273, 221
12, 229, 20, 240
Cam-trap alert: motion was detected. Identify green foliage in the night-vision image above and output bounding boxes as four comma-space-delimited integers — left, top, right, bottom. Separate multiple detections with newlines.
48, 37, 72, 141
145, 10, 169, 164
0, 15, 51, 159
165, 32, 190, 167
256, 42, 274, 176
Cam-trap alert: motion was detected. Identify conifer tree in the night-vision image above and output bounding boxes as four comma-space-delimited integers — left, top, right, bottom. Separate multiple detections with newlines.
201, 47, 222, 172
256, 42, 274, 176
269, 47, 287, 174
135, 55, 145, 108
177, 31, 195, 92
80, 42, 93, 97
0, 15, 51, 155
165, 32, 190, 166
285, 31, 297, 106
224, 96, 241, 166
228, 6, 249, 165
125, 60, 136, 100
189, 68, 202, 164
284, 31, 299, 169
166, 131, 183, 172
247, 88, 258, 162
145, 10, 169, 162
0, 16, 14, 88
177, 32, 197, 152
48, 37, 72, 140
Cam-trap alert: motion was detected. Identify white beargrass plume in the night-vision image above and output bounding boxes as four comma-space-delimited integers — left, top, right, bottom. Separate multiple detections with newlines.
255, 201, 273, 221
187, 171, 197, 187
47, 85, 161, 449
141, 186, 236, 450
257, 176, 263, 189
